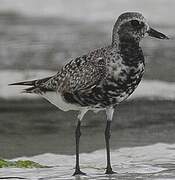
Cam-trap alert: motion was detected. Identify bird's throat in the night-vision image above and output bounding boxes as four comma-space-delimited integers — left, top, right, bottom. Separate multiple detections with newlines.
119, 41, 144, 66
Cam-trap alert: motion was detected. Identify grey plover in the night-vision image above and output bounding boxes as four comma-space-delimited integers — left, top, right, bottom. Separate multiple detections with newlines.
10, 12, 169, 175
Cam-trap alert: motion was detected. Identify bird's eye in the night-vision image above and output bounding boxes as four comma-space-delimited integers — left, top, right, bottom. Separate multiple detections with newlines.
130, 20, 140, 27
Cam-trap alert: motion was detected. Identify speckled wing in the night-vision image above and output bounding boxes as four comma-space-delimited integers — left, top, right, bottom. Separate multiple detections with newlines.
50, 55, 107, 93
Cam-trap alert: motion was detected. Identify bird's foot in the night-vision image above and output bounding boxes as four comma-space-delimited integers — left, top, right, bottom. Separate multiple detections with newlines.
105, 167, 116, 174
73, 169, 86, 176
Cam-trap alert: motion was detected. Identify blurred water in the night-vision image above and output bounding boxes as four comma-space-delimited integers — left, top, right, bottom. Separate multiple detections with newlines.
1, 143, 175, 179
0, 0, 175, 24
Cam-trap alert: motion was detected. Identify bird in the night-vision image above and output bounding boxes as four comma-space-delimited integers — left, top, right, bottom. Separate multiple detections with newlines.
9, 12, 169, 176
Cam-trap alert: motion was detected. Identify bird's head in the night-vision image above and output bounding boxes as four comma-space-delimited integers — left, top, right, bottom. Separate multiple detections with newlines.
112, 12, 169, 45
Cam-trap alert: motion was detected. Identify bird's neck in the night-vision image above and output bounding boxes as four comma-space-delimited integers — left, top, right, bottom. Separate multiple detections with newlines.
112, 32, 140, 47
111, 28, 144, 65
114, 39, 144, 66
119, 40, 140, 50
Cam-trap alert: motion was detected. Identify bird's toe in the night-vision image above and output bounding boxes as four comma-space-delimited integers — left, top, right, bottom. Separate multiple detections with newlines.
73, 169, 86, 176
105, 167, 116, 174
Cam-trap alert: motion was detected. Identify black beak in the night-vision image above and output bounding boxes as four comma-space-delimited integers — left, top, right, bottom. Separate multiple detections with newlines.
147, 28, 169, 40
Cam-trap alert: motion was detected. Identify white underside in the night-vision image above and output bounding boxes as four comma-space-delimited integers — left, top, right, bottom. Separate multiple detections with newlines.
40, 91, 104, 119
40, 92, 83, 112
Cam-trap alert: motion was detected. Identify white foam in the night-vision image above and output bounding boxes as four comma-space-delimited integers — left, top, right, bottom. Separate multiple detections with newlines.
130, 80, 175, 100
3, 70, 175, 100
1, 143, 175, 179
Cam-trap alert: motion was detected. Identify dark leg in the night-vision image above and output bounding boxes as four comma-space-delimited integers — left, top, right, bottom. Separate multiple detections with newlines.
105, 120, 115, 174
73, 120, 86, 176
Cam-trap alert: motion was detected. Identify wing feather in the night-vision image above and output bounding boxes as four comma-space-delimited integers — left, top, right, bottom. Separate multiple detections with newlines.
51, 55, 107, 93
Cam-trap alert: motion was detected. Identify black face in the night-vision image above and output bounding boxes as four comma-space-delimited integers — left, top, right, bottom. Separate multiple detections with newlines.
118, 19, 148, 42
130, 19, 169, 40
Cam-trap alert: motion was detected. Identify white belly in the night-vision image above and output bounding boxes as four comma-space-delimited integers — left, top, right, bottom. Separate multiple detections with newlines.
40, 92, 82, 111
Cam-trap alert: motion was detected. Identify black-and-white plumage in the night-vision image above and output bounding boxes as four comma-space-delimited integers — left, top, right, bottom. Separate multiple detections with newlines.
10, 12, 169, 175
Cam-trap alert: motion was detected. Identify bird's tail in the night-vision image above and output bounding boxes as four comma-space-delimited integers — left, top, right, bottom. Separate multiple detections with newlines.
9, 76, 52, 93
9, 79, 36, 86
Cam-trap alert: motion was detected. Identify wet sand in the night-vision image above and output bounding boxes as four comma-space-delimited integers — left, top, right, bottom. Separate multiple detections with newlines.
0, 99, 175, 159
